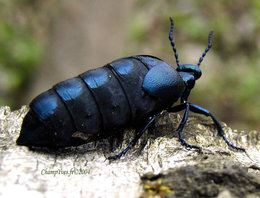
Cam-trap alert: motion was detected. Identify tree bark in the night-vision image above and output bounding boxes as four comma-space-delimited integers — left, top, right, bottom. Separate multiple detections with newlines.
0, 106, 259, 198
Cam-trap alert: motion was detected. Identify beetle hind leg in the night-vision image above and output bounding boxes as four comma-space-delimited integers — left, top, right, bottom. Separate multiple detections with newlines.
107, 113, 161, 161
189, 103, 245, 151
168, 103, 201, 151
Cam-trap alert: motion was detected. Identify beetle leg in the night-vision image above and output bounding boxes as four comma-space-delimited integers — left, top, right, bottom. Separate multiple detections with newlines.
189, 103, 245, 151
167, 103, 186, 112
107, 113, 160, 161
168, 103, 201, 150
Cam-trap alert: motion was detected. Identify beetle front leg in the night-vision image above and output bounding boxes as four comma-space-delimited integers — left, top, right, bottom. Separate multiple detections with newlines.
168, 103, 201, 150
107, 113, 161, 161
189, 103, 245, 151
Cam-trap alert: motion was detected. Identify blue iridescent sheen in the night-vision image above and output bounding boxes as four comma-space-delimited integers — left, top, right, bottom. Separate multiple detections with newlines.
17, 18, 245, 156
143, 63, 184, 101
177, 64, 201, 79
82, 68, 108, 88
55, 78, 83, 101
32, 93, 58, 120
138, 56, 160, 67
110, 59, 134, 75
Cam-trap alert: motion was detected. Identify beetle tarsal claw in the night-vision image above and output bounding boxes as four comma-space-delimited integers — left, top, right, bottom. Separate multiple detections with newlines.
72, 131, 93, 141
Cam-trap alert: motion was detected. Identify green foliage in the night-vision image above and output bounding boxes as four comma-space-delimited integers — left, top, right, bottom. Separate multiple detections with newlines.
129, 16, 148, 42
0, 21, 42, 89
128, 1, 260, 130
0, 0, 43, 106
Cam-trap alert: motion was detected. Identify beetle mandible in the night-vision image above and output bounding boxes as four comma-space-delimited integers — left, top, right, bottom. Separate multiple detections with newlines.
17, 18, 245, 160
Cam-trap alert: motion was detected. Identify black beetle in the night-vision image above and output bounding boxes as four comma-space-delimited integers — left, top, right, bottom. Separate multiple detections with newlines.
17, 18, 245, 160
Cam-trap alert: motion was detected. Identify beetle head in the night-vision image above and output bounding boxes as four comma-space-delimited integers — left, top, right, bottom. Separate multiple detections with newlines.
168, 17, 213, 101
177, 64, 201, 89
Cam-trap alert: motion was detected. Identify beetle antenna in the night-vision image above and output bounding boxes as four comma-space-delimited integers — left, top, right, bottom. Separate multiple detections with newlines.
169, 17, 181, 67
197, 30, 213, 67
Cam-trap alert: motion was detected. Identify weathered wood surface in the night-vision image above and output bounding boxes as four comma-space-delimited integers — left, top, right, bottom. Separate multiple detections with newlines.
0, 106, 259, 198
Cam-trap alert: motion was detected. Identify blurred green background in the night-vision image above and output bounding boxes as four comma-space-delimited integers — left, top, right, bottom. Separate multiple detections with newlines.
0, 0, 259, 131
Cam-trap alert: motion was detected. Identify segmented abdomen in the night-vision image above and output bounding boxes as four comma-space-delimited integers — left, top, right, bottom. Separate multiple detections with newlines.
30, 55, 165, 146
